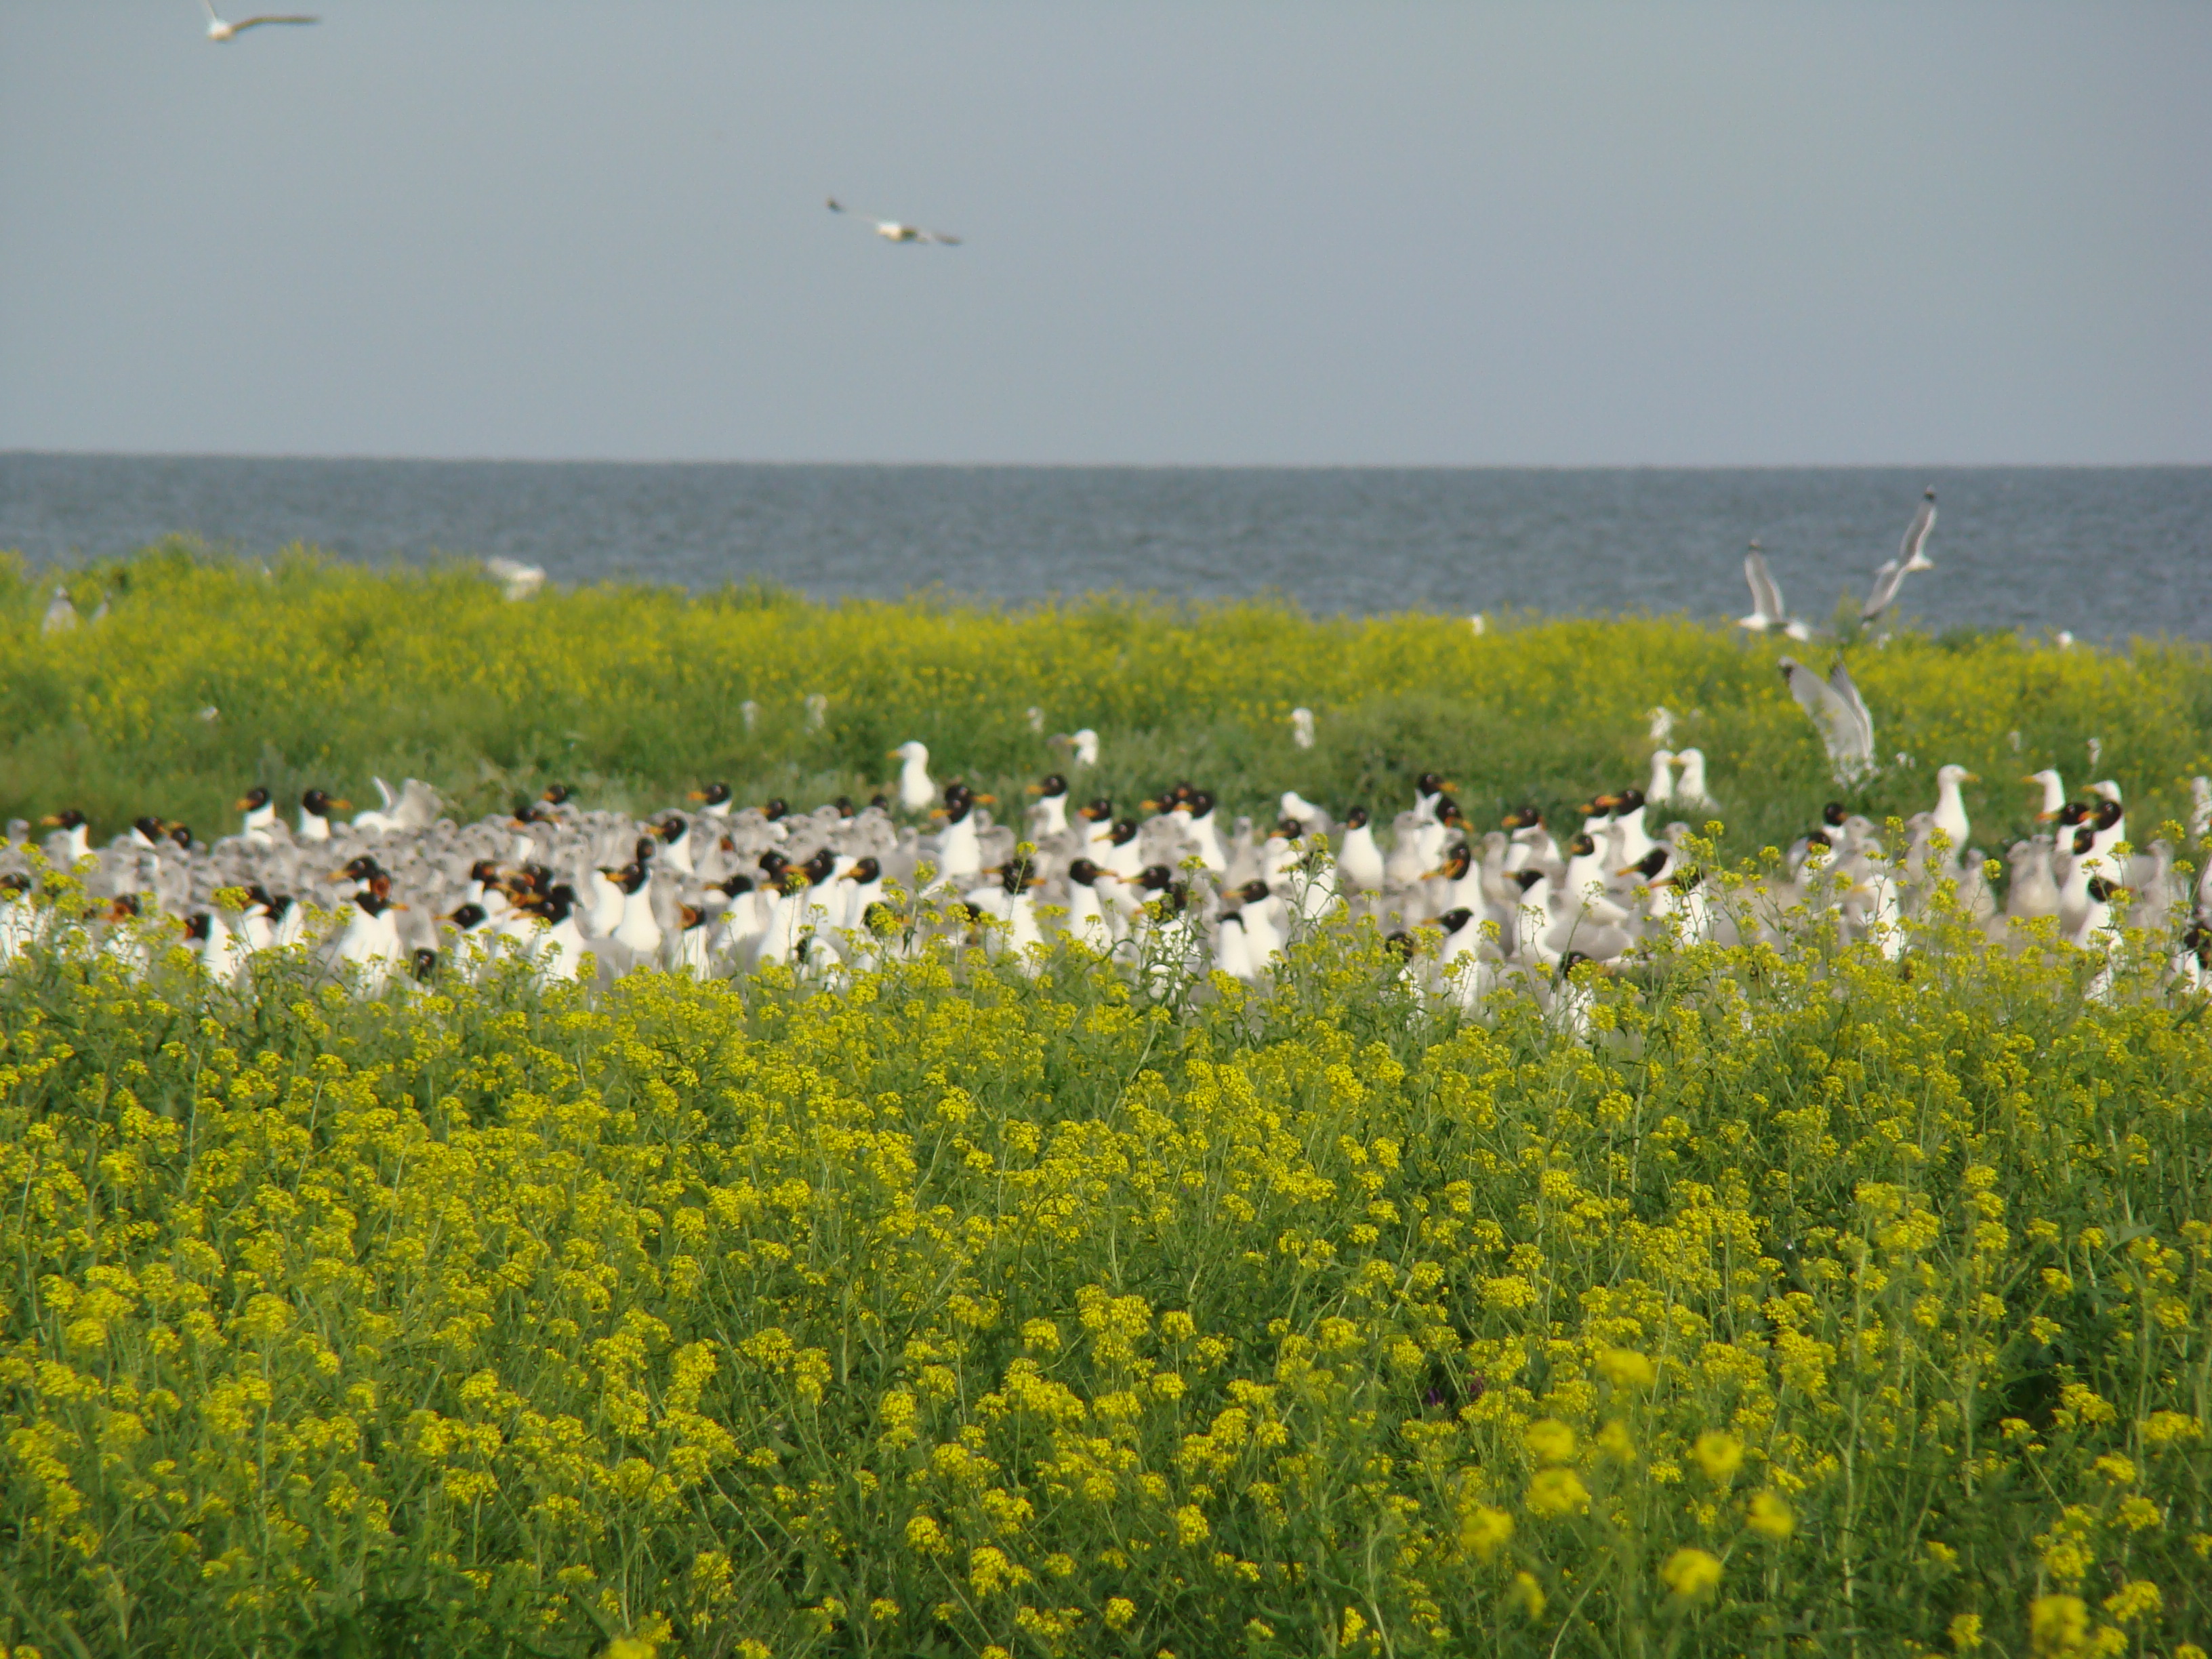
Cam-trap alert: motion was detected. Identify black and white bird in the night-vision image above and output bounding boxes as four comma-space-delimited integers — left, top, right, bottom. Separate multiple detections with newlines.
1861, 487, 1939, 623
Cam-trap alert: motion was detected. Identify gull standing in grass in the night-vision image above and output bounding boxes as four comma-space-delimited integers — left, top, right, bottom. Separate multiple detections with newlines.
826, 199, 962, 245
1738, 543, 1814, 641
200, 1, 319, 40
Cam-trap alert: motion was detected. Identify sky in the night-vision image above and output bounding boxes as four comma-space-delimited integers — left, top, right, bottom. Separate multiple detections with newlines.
1, 2, 2208, 466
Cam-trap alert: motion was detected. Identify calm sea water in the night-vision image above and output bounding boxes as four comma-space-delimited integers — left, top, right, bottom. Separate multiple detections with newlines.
4, 454, 2208, 638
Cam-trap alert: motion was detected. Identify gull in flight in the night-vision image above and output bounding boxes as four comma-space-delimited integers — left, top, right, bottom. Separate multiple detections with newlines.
1861, 486, 1939, 623
201, 1, 319, 39
1779, 655, 1877, 785
826, 198, 962, 246
1738, 541, 1814, 641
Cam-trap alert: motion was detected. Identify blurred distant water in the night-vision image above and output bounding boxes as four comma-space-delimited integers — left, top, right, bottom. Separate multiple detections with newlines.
3, 454, 2208, 640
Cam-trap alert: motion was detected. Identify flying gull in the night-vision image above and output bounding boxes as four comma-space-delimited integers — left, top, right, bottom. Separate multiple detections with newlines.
201, 1, 319, 39
1738, 541, 1814, 641
826, 198, 962, 246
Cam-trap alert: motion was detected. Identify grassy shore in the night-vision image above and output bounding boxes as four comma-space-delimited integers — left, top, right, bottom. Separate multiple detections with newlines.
5, 543, 2211, 862
4, 546, 2211, 1658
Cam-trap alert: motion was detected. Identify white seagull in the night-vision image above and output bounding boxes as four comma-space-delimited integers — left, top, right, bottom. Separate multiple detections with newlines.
201, 1, 319, 40
1738, 543, 1813, 642
1898, 486, 1938, 573
826, 199, 962, 246
1862, 487, 1938, 622
1779, 656, 1877, 786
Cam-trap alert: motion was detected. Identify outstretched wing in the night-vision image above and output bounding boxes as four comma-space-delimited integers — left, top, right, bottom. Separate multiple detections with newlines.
1899, 489, 1937, 567
1861, 558, 1906, 621
1778, 656, 1845, 738
372, 776, 400, 816
1827, 660, 1874, 758
1744, 546, 1784, 619
232, 15, 320, 29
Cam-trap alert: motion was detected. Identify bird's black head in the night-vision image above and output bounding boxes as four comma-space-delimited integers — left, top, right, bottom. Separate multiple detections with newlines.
1238, 878, 1270, 904
168, 825, 192, 850
302, 790, 335, 815
1569, 833, 1597, 857
762, 798, 790, 821
470, 859, 502, 885
1277, 815, 1305, 838
1416, 772, 1446, 796
1385, 928, 1414, 960
1822, 802, 1847, 827
1630, 847, 1668, 880
1439, 842, 1473, 879
1345, 805, 1370, 830
184, 914, 212, 942
447, 903, 488, 931
758, 850, 790, 879
846, 856, 882, 884
869, 794, 891, 812
2093, 799, 2123, 832
697, 781, 731, 807
1068, 858, 1103, 886
633, 836, 658, 867
1502, 805, 1540, 831
805, 847, 837, 884
339, 855, 383, 881
2073, 827, 2096, 856
134, 815, 165, 844
1038, 773, 1068, 798
1513, 869, 1545, 893
1613, 787, 1646, 814
1136, 863, 1175, 893
240, 786, 270, 811
1080, 797, 1112, 821
542, 784, 573, 806
411, 947, 439, 981
1434, 907, 1475, 935
2057, 801, 2091, 828
716, 873, 756, 897
1188, 790, 1216, 819
2086, 876, 2124, 904
834, 796, 855, 819
657, 813, 688, 842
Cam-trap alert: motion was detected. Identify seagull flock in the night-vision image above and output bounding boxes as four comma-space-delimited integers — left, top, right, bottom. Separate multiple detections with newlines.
4, 715, 2208, 1019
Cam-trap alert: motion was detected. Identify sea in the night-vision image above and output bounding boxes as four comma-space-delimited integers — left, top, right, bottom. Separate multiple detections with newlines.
3, 455, 2208, 640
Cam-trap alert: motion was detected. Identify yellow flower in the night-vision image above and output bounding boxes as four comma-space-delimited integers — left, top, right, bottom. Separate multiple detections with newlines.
2029, 1595, 2089, 1657
1747, 1490, 1795, 1540
1460, 1504, 1515, 1561
1524, 1468, 1591, 1518
1597, 1420, 1637, 1463
1524, 1418, 1577, 1466
1509, 1572, 1546, 1619
1660, 1547, 1723, 1601
1597, 1348, 1656, 1390
1340, 1607, 1368, 1646
2101, 1580, 2161, 1626
1692, 1430, 1744, 1483
1949, 1612, 1984, 1652
1104, 1598, 1135, 1631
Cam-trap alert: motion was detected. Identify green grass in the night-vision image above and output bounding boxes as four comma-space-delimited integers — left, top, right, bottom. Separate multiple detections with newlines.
5, 541, 2211, 863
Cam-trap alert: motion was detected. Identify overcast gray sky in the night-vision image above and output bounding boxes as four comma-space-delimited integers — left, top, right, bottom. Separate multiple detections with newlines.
2, 3, 2207, 465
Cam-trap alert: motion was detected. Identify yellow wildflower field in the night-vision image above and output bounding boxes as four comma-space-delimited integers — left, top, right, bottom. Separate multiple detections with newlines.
2, 908, 2208, 1656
